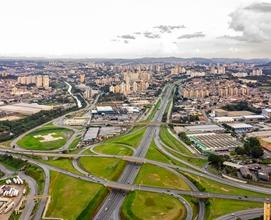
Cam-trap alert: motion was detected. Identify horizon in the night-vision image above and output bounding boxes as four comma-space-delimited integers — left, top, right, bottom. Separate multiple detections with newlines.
0, 0, 271, 58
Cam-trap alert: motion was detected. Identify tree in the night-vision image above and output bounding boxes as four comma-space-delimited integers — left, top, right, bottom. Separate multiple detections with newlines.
244, 137, 263, 158
235, 146, 246, 155
236, 137, 263, 158
208, 154, 229, 169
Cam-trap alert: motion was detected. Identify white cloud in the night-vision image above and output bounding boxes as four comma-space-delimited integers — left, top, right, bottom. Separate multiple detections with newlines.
0, 0, 269, 58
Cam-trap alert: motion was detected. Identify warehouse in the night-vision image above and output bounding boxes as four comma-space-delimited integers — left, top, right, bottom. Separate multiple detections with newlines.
185, 124, 224, 134
83, 127, 99, 143
188, 133, 241, 154
226, 123, 253, 133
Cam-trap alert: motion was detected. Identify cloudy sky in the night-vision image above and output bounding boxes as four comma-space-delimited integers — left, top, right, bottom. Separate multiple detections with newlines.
0, 0, 270, 58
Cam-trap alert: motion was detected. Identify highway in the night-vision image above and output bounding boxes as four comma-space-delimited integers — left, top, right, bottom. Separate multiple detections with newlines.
93, 84, 192, 220
0, 82, 270, 219
217, 208, 263, 220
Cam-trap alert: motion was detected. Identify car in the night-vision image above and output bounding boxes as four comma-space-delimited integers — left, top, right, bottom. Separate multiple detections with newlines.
105, 207, 108, 211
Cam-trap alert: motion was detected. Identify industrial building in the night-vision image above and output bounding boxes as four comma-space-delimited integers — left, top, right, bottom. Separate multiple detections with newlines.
184, 124, 224, 134
226, 123, 253, 134
92, 106, 114, 115
83, 127, 99, 143
188, 133, 241, 154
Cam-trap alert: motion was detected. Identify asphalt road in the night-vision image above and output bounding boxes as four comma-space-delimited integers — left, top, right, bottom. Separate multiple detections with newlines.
93, 85, 185, 220
217, 208, 263, 220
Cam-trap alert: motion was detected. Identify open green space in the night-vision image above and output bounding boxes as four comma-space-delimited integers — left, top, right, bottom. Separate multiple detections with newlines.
46, 171, 107, 220
93, 143, 133, 156
135, 163, 190, 190
159, 126, 207, 167
206, 199, 262, 220
146, 140, 175, 164
79, 157, 126, 181
121, 191, 186, 220
68, 136, 81, 149
104, 127, 146, 148
17, 124, 74, 150
160, 126, 192, 155
147, 99, 161, 121
44, 159, 80, 174
183, 172, 268, 197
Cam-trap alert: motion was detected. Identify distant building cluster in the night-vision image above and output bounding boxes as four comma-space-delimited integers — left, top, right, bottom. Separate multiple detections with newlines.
109, 71, 151, 95
171, 65, 186, 74
181, 79, 250, 99
210, 65, 226, 74
17, 75, 50, 89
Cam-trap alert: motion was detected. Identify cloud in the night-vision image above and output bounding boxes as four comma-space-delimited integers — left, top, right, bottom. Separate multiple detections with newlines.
154, 25, 185, 33
144, 32, 160, 39
123, 40, 129, 44
178, 32, 205, 39
117, 34, 136, 40
245, 2, 271, 12
225, 2, 271, 42
134, 32, 141, 35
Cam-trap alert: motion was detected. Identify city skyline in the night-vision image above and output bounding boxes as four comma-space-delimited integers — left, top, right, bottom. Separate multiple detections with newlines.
0, 0, 271, 59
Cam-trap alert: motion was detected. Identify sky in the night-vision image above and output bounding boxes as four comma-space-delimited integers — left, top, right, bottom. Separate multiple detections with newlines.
0, 0, 271, 58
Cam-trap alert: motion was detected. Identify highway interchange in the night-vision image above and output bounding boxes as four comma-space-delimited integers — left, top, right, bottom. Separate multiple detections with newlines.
0, 82, 269, 220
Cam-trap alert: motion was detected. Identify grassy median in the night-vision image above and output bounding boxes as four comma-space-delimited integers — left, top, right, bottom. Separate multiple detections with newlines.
79, 157, 126, 181
93, 143, 133, 156
121, 191, 186, 220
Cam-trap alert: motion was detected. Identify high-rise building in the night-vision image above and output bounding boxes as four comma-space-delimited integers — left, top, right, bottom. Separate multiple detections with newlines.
42, 75, 50, 89
80, 74, 85, 83
36, 75, 43, 88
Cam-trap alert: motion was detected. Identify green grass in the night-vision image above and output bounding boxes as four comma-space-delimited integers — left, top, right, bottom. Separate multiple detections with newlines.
147, 99, 161, 121
46, 171, 107, 220
17, 124, 74, 150
159, 126, 207, 167
183, 172, 268, 198
121, 191, 186, 220
146, 140, 176, 164
69, 136, 81, 149
79, 157, 126, 181
135, 163, 190, 190
160, 126, 192, 155
44, 159, 81, 174
93, 143, 133, 156
104, 127, 146, 148
206, 199, 262, 220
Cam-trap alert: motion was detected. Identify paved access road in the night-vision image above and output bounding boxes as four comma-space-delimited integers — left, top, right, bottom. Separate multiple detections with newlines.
217, 208, 263, 220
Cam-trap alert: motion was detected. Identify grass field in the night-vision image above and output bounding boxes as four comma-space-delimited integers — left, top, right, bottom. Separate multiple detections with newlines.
121, 191, 186, 220
159, 126, 192, 155
104, 127, 146, 148
183, 172, 268, 197
93, 143, 133, 156
44, 159, 80, 174
79, 157, 126, 181
159, 126, 207, 167
17, 124, 74, 150
206, 199, 262, 220
46, 171, 107, 220
135, 163, 190, 190
69, 136, 81, 149
146, 140, 175, 164
147, 99, 161, 121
